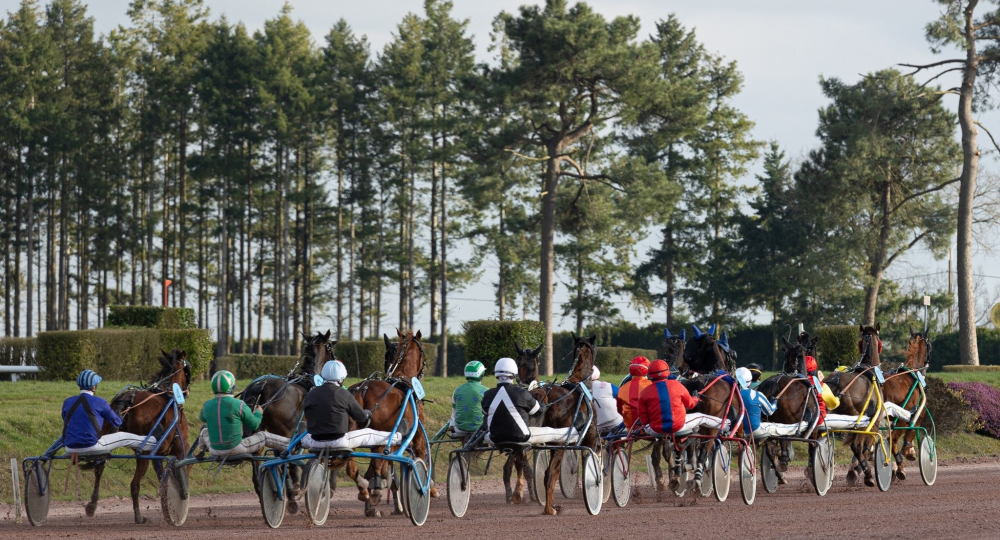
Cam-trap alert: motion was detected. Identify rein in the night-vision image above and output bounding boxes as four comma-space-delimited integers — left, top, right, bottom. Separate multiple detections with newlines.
773, 375, 810, 400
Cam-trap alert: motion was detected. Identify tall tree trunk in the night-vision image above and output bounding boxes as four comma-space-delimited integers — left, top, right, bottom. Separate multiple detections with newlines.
408, 168, 416, 330
47, 180, 56, 330
862, 182, 892, 325
25, 159, 34, 337
217, 175, 229, 358
440, 154, 449, 377
179, 114, 188, 308
498, 206, 506, 320
540, 143, 561, 375
575, 249, 583, 336
957, 1, 981, 365
430, 133, 439, 340
336, 158, 344, 340
13, 148, 22, 336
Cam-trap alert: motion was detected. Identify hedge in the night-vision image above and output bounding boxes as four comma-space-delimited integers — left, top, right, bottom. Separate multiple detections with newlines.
106, 305, 196, 329
926, 376, 979, 435
948, 381, 1000, 438
463, 320, 544, 372
0, 337, 36, 365
815, 325, 859, 370
36, 328, 212, 381
930, 328, 1000, 371
215, 340, 438, 379
591, 347, 657, 375
423, 334, 467, 376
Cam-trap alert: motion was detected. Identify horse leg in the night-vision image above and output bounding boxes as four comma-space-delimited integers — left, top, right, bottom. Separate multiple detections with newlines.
342, 457, 369, 502
511, 452, 527, 505
362, 460, 382, 518
855, 437, 874, 487
85, 460, 105, 517
502, 454, 515, 504
410, 423, 439, 498
130, 459, 150, 523
285, 462, 300, 515
525, 453, 538, 502
543, 450, 562, 516
651, 440, 666, 491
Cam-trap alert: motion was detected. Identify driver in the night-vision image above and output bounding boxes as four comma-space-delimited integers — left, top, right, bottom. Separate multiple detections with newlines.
449, 360, 489, 437
637, 360, 728, 436
57, 369, 157, 455
482, 357, 578, 445
591, 366, 624, 432
617, 356, 651, 429
735, 367, 777, 439
198, 370, 290, 456
301, 360, 403, 450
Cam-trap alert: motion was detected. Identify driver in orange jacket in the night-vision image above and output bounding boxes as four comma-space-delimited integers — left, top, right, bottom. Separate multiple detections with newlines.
617, 357, 651, 429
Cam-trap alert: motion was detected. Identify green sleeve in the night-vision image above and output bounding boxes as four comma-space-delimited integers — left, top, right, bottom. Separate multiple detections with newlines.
240, 401, 263, 432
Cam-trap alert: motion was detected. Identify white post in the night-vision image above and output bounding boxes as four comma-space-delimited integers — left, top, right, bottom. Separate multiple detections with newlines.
10, 458, 21, 523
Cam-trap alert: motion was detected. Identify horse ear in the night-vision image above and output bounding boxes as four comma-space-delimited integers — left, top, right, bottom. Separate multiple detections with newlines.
324, 329, 331, 340
514, 341, 523, 355
875, 322, 881, 333
384, 334, 391, 348
812, 337, 820, 347
693, 325, 702, 339
859, 325, 865, 335
664, 328, 672, 339
571, 331, 577, 342
396, 327, 404, 339
532, 343, 544, 357
415, 330, 422, 341
588, 335, 597, 345
781, 336, 791, 348
708, 324, 717, 336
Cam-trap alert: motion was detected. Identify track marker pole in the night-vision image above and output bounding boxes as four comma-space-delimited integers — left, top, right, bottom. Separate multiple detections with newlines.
10, 458, 21, 523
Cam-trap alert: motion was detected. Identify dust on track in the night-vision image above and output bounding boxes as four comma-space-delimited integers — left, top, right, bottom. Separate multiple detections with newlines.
2, 462, 999, 540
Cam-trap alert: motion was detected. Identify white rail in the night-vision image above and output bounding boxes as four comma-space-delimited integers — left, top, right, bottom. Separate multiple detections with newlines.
0, 365, 41, 382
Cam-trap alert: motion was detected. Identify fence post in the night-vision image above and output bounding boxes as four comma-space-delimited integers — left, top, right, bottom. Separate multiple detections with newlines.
10, 458, 21, 523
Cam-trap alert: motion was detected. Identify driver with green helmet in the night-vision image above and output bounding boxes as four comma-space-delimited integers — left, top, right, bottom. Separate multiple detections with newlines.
450, 360, 489, 436
197, 370, 291, 456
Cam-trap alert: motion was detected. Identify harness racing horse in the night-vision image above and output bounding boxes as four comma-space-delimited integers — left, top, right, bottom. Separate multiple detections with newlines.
531, 334, 600, 516
646, 328, 687, 491
757, 334, 821, 486
505, 342, 545, 504
823, 324, 884, 487
103, 349, 191, 523
883, 329, 931, 480
676, 325, 742, 493
347, 329, 438, 517
241, 330, 332, 510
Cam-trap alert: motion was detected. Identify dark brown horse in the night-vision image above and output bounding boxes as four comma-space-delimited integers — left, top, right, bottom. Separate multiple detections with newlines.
823, 324, 884, 487
648, 328, 687, 491
676, 326, 741, 492
757, 334, 821, 485
101, 349, 191, 523
531, 334, 599, 516
506, 342, 545, 504
241, 330, 332, 509
346, 329, 437, 517
883, 329, 930, 480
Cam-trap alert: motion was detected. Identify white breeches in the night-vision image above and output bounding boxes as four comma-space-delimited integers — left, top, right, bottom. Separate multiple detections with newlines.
645, 413, 729, 437
302, 429, 402, 451
66, 432, 158, 455
823, 414, 872, 430
752, 422, 810, 440
884, 402, 912, 422
526, 426, 580, 445
199, 429, 290, 456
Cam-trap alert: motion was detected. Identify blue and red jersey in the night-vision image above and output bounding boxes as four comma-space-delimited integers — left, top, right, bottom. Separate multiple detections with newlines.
637, 377, 699, 434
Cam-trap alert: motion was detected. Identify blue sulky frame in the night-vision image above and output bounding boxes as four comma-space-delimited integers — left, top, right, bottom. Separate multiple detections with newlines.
257, 380, 433, 528
21, 384, 188, 527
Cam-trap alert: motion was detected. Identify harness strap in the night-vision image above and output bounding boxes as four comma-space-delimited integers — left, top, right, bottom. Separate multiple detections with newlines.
119, 391, 163, 418
63, 395, 101, 441
836, 366, 875, 397
774, 376, 808, 400
700, 374, 727, 394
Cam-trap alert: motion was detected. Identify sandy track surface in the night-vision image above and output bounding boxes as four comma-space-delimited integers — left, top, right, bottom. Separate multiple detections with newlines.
2, 461, 999, 539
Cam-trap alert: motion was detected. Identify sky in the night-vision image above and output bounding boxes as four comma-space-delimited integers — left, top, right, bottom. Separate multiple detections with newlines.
5, 0, 999, 337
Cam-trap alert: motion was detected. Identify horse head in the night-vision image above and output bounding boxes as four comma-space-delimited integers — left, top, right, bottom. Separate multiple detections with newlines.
382, 333, 398, 374
797, 331, 819, 358
567, 333, 597, 384
905, 328, 931, 370
683, 324, 726, 375
514, 341, 543, 388
664, 328, 686, 373
155, 348, 191, 391
389, 328, 425, 380
857, 323, 882, 367
780, 336, 806, 375
302, 330, 333, 375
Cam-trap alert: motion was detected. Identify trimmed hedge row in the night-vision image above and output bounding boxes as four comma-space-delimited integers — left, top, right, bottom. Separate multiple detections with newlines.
215, 340, 438, 379
214, 355, 299, 379
816, 325, 858, 370
942, 365, 1000, 372
106, 305, 196, 329
592, 347, 657, 375
36, 328, 212, 381
463, 320, 544, 372
931, 328, 1000, 371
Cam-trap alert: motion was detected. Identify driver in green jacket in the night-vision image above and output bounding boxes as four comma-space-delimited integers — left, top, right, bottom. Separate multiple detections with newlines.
197, 371, 290, 456
450, 361, 489, 437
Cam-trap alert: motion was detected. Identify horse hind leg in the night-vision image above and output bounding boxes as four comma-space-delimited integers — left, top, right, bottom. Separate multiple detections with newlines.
503, 454, 516, 504
130, 459, 151, 523
85, 460, 105, 518
511, 453, 527, 505
543, 450, 563, 516
651, 440, 666, 491
342, 457, 370, 502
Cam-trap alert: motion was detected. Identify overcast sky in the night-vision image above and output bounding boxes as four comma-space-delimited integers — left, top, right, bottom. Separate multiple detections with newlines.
6, 0, 998, 336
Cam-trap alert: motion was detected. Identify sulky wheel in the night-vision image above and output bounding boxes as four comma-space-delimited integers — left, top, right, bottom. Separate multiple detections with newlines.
712, 441, 731, 503
811, 435, 835, 496
405, 459, 430, 527
761, 445, 779, 494
601, 446, 612, 504
159, 463, 190, 527
919, 436, 937, 486
533, 449, 550, 507
304, 459, 331, 526
447, 455, 471, 518
739, 443, 756, 506
24, 462, 51, 527
874, 440, 892, 492
258, 465, 286, 529
560, 450, 578, 498
610, 446, 630, 508
581, 449, 602, 516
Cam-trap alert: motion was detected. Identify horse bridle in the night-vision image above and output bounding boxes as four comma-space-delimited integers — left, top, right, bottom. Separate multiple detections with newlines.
385, 334, 426, 380
568, 341, 596, 383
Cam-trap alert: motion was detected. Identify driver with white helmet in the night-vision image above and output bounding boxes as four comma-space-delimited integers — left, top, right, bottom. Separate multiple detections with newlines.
482, 357, 579, 446
301, 360, 402, 450
590, 366, 624, 432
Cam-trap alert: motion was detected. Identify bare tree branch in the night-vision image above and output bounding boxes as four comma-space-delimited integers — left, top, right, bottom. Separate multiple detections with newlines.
975, 121, 1000, 155
920, 67, 964, 89
505, 148, 549, 162
885, 230, 931, 268
888, 177, 961, 216
899, 59, 965, 75
557, 171, 626, 192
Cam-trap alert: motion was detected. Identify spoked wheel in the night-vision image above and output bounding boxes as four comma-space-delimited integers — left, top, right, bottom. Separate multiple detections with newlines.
739, 444, 756, 506
258, 466, 286, 528
159, 463, 190, 526
581, 450, 602, 516
405, 459, 430, 527
874, 440, 892, 492
601, 447, 612, 504
447, 455, 471, 518
560, 450, 578, 498
610, 446, 630, 507
24, 463, 50, 527
391, 463, 406, 516
712, 441, 732, 502
533, 449, 549, 507
919, 436, 937, 486
304, 460, 331, 526
761, 445, 779, 494
811, 435, 835, 496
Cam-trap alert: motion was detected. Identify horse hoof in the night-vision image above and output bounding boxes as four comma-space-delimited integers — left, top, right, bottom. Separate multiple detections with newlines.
357, 491, 369, 502
896, 469, 906, 481
544, 506, 560, 516
365, 509, 382, 518
84, 502, 97, 517
430, 486, 439, 498
776, 461, 789, 473
778, 476, 788, 486
511, 493, 523, 505
668, 479, 680, 492
864, 476, 875, 488
287, 499, 299, 515
656, 478, 667, 492
135, 516, 149, 524
846, 469, 858, 484
905, 448, 917, 461
804, 467, 813, 479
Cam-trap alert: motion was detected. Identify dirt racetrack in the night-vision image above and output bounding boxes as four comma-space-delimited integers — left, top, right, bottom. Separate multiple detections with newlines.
2, 461, 998, 539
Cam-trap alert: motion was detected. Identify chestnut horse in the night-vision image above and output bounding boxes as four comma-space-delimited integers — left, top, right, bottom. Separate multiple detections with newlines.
346, 329, 437, 517
883, 329, 930, 480
823, 324, 884, 487
531, 334, 599, 516
102, 349, 191, 523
